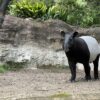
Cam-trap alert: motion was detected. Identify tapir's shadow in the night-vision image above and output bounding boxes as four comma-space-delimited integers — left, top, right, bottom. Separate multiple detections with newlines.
66, 70, 100, 83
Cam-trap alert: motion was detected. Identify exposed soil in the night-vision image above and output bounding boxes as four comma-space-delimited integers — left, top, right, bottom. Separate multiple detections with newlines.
0, 68, 100, 100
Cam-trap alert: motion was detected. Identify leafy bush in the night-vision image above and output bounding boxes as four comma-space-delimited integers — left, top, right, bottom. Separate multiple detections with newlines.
48, 0, 98, 27
48, 4, 67, 19
9, 0, 47, 18
8, 0, 100, 27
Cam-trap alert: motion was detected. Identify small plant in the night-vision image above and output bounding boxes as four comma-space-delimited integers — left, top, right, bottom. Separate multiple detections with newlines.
0, 65, 6, 73
50, 92, 70, 98
0, 61, 26, 73
48, 4, 67, 19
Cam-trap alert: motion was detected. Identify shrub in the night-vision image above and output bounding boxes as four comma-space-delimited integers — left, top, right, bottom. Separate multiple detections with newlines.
48, 0, 96, 27
48, 4, 67, 19
8, 0, 100, 27
9, 0, 47, 18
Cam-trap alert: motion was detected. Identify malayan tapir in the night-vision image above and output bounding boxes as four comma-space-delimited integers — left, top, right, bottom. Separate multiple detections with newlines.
61, 31, 100, 82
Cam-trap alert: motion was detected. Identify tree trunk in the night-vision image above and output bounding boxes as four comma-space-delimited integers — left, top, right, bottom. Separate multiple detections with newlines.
0, 0, 11, 28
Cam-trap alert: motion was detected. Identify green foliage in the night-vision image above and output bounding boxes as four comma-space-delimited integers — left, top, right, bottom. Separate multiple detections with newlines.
0, 65, 6, 73
50, 92, 70, 98
9, 0, 47, 18
0, 62, 26, 73
48, 4, 67, 19
0, 0, 1, 2
8, 0, 100, 27
42, 0, 54, 8
48, 0, 99, 27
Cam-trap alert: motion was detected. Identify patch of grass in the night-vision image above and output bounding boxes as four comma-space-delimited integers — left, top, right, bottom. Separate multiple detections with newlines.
0, 61, 26, 73
0, 65, 7, 73
50, 92, 70, 98
6, 61, 26, 71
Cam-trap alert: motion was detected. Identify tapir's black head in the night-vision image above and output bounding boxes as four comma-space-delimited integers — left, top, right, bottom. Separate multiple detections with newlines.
61, 31, 78, 52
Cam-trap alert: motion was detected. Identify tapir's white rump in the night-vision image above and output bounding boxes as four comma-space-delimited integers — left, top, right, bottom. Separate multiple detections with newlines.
80, 36, 100, 62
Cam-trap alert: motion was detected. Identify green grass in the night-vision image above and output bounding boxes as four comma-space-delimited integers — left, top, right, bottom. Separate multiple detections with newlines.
0, 61, 26, 73
10, 92, 71, 100
0, 65, 7, 73
50, 92, 70, 98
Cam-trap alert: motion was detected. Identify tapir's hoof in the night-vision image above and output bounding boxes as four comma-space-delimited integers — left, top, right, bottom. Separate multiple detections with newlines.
69, 78, 76, 83
85, 76, 91, 81
94, 76, 99, 80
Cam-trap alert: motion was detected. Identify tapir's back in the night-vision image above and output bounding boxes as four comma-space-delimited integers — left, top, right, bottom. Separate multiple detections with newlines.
80, 36, 100, 62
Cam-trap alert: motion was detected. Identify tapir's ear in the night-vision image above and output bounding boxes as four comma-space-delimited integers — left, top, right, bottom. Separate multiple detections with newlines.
73, 31, 78, 38
60, 30, 66, 37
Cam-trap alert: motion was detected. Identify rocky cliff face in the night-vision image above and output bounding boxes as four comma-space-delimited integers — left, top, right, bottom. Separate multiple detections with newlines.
0, 15, 100, 70
0, 15, 73, 68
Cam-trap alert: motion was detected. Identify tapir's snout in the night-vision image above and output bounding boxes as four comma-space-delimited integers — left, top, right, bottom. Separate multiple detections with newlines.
63, 43, 70, 52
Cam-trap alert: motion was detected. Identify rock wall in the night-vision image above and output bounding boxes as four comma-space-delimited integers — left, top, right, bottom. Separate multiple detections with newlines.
0, 15, 100, 70
0, 15, 72, 68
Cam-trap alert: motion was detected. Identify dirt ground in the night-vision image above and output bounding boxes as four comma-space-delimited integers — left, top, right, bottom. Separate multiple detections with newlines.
0, 68, 100, 100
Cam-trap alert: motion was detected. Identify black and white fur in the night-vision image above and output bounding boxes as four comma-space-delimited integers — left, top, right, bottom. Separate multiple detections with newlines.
61, 31, 100, 82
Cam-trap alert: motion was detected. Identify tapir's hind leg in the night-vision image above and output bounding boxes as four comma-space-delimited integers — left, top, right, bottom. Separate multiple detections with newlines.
93, 55, 99, 79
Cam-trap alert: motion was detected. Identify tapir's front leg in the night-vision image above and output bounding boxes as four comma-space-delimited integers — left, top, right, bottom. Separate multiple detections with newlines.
83, 62, 91, 80
68, 61, 76, 82
93, 55, 99, 80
